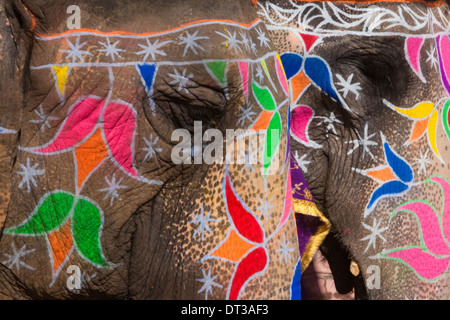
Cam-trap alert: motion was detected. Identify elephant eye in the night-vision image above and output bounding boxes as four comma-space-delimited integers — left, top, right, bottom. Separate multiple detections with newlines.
336, 38, 410, 103
152, 71, 227, 129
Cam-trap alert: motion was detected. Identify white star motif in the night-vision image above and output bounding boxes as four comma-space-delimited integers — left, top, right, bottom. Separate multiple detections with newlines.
336, 73, 362, 100
17, 158, 45, 193
249, 37, 258, 55
168, 68, 194, 94
255, 64, 265, 83
97, 38, 125, 61
136, 38, 172, 61
239, 31, 251, 52
60, 37, 93, 63
216, 29, 242, 53
29, 105, 58, 132
257, 196, 275, 220
255, 27, 271, 49
2, 242, 35, 272
346, 123, 378, 161
196, 266, 223, 300
361, 218, 388, 253
189, 205, 219, 241
294, 151, 311, 173
141, 134, 163, 162
98, 174, 128, 206
178, 30, 209, 56
413, 148, 431, 176
276, 233, 295, 264
236, 105, 256, 127
426, 45, 438, 71
315, 112, 343, 138
0, 127, 17, 134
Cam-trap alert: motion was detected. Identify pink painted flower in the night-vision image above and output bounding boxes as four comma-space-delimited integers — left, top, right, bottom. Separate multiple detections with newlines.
32, 96, 139, 178
383, 175, 450, 281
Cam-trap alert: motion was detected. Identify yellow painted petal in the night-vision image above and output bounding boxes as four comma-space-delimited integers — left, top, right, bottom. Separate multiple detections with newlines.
427, 109, 440, 159
392, 101, 434, 119
260, 58, 271, 80
52, 65, 70, 97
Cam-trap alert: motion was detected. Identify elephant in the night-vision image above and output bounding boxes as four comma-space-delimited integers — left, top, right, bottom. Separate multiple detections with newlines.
0, 0, 302, 299
257, 0, 450, 299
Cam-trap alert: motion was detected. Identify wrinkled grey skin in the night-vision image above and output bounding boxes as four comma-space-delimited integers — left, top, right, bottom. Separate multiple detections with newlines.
259, 0, 450, 299
0, 0, 299, 299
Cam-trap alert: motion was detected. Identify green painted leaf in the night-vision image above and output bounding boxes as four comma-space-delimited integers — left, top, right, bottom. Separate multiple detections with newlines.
206, 61, 227, 85
263, 111, 282, 175
252, 81, 276, 111
72, 198, 109, 267
443, 99, 450, 142
5, 191, 75, 235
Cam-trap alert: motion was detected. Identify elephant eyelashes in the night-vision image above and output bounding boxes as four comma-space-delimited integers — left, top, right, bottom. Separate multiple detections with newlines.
336, 39, 409, 102
185, 104, 220, 122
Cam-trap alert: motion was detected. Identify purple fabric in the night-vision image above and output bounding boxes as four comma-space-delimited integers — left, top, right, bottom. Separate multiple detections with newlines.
295, 213, 320, 257
290, 153, 322, 258
290, 153, 314, 203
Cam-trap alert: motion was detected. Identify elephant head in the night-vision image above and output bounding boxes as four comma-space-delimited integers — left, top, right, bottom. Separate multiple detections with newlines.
0, 0, 300, 299
258, 0, 450, 299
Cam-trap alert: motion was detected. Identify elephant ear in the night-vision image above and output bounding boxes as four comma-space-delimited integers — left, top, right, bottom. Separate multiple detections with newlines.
72, 197, 110, 267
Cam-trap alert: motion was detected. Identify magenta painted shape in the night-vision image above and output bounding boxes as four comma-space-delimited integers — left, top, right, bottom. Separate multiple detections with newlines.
406, 37, 424, 77
278, 169, 292, 229
396, 201, 450, 256
238, 61, 249, 97
103, 101, 138, 177
429, 176, 450, 243
291, 106, 313, 144
387, 247, 450, 280
275, 56, 289, 97
34, 97, 104, 153
438, 35, 450, 95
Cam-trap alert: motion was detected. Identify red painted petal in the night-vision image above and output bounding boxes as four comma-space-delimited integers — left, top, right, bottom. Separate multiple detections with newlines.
34, 97, 104, 153
225, 175, 264, 243
228, 247, 268, 300
386, 246, 450, 280
103, 101, 138, 177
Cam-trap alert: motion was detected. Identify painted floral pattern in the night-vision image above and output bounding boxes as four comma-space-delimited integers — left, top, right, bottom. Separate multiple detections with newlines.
383, 175, 450, 281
